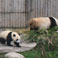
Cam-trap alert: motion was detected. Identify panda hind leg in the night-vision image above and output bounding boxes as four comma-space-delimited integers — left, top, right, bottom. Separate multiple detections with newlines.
0, 38, 6, 44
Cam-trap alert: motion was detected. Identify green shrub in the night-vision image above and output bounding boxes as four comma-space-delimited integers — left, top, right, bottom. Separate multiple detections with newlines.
26, 26, 58, 58
20, 27, 58, 58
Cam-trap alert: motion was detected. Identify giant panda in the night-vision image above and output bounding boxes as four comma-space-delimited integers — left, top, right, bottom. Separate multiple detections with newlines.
0, 30, 21, 47
29, 17, 58, 30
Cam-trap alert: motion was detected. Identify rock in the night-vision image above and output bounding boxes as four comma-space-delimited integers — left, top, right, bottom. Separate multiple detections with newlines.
20, 42, 37, 47
5, 52, 25, 58
0, 42, 37, 53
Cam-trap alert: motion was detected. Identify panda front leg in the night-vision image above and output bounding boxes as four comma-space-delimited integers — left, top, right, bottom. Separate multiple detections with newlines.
7, 40, 13, 46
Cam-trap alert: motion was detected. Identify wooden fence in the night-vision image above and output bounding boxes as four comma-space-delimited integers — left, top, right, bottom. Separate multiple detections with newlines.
31, 0, 58, 18
0, 0, 58, 28
0, 0, 26, 28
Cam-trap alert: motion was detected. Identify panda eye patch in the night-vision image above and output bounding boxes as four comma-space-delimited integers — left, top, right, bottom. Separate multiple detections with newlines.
13, 34, 16, 37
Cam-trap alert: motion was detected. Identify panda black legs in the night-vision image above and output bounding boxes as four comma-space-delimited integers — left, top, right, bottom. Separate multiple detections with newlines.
30, 27, 38, 30
7, 32, 13, 46
7, 40, 13, 46
30, 27, 40, 34
7, 42, 12, 46
0, 38, 12, 46
7, 41, 21, 47
0, 38, 6, 44
7, 39, 21, 47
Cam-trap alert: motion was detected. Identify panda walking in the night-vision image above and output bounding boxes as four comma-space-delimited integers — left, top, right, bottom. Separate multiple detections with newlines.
29, 17, 58, 30
0, 30, 21, 47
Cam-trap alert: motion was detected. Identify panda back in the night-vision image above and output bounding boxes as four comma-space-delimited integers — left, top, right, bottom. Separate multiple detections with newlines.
0, 30, 11, 40
36, 17, 51, 29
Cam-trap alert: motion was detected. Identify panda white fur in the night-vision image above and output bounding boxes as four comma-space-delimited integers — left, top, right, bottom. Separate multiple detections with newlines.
29, 17, 58, 30
0, 30, 21, 47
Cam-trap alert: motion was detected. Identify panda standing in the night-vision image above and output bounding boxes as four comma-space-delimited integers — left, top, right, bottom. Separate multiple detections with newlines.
0, 30, 21, 47
29, 17, 58, 30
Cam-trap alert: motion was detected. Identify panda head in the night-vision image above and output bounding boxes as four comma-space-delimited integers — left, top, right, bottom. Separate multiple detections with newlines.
29, 18, 39, 30
11, 32, 21, 43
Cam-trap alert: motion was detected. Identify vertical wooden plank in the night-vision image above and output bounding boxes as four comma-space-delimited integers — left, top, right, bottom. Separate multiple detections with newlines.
15, 13, 19, 28
4, 14, 11, 27
1, 0, 5, 12
14, 0, 19, 12
4, 14, 8, 27
0, 0, 2, 27
4, 0, 8, 12
10, 0, 14, 12
1, 14, 5, 27
47, 0, 52, 17
18, 13, 25, 28
55, 0, 58, 18
1, 0, 5, 27
18, 14, 20, 28
0, 14, 2, 27
51, 0, 58, 18
51, 0, 56, 17
18, 0, 25, 12
25, 0, 32, 27
25, 0, 31, 12
36, 0, 42, 17
0, 0, 1, 12
40, 0, 48, 17
10, 13, 15, 27
14, 13, 19, 28
31, 0, 36, 17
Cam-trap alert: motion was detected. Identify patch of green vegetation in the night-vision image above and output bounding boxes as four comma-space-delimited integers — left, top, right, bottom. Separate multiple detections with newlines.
20, 48, 41, 58
20, 26, 58, 58
0, 53, 5, 58
20, 47, 58, 58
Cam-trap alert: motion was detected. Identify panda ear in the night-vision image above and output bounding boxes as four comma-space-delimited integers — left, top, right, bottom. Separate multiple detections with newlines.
19, 33, 20, 35
19, 33, 22, 35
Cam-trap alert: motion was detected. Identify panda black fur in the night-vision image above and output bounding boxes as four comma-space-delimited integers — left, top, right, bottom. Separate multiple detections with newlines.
29, 17, 58, 30
0, 30, 21, 47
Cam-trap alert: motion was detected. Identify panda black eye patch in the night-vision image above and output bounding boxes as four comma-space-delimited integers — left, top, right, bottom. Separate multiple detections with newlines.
13, 34, 16, 37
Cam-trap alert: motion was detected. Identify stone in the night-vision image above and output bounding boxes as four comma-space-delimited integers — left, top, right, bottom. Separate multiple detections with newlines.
5, 52, 25, 58
0, 42, 37, 53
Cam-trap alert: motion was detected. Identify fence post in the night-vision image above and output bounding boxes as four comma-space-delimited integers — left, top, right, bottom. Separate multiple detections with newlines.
25, 0, 32, 28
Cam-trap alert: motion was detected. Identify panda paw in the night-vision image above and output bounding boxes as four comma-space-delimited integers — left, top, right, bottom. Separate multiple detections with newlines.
17, 45, 21, 47
7, 44, 13, 47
